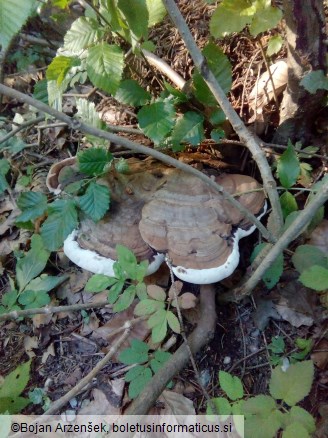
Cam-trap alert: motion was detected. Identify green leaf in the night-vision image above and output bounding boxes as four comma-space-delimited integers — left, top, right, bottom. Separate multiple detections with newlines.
166, 311, 180, 334
128, 367, 152, 398
146, 0, 166, 26
251, 243, 283, 289
18, 290, 50, 309
219, 371, 243, 401
171, 111, 205, 149
77, 148, 113, 176
277, 141, 301, 188
250, 5, 282, 36
118, 0, 148, 39
210, 0, 251, 37
269, 360, 314, 406
138, 100, 176, 144
299, 266, 328, 291
0, 159, 10, 176
209, 108, 226, 125
0, 0, 36, 52
280, 191, 298, 220
2, 290, 18, 308
16, 192, 48, 222
206, 397, 231, 416
26, 274, 68, 293
0, 360, 31, 399
46, 56, 80, 85
282, 423, 310, 438
300, 70, 328, 94
292, 245, 327, 274
192, 43, 232, 106
87, 43, 124, 94
0, 396, 30, 414
118, 340, 149, 364
115, 79, 151, 106
268, 336, 285, 354
147, 308, 167, 329
78, 182, 110, 222
113, 285, 136, 312
33, 79, 49, 104
0, 131, 27, 154
41, 199, 78, 251
150, 351, 171, 373
75, 99, 104, 129
285, 406, 315, 434
267, 35, 283, 56
151, 319, 168, 343
116, 244, 138, 278
16, 235, 50, 292
85, 274, 118, 292
125, 365, 146, 382
107, 280, 125, 304
64, 17, 103, 53
134, 299, 165, 316
245, 408, 283, 438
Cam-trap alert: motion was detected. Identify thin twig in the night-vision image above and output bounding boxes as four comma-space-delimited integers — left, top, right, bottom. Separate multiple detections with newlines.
0, 83, 274, 242
162, 0, 283, 236
44, 323, 132, 415
0, 115, 46, 145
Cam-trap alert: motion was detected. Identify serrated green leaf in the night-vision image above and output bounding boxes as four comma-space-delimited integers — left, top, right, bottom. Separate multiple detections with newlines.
16, 235, 50, 292
163, 81, 188, 103
136, 282, 147, 300
285, 406, 315, 434
280, 191, 298, 220
16, 192, 48, 223
171, 112, 204, 149
33, 79, 49, 104
269, 361, 314, 406
251, 243, 283, 289
166, 311, 180, 334
147, 308, 167, 329
134, 299, 165, 316
192, 43, 232, 106
250, 5, 282, 36
125, 365, 145, 382
0, 174, 9, 193
115, 80, 151, 106
0, 0, 36, 52
209, 0, 251, 37
245, 408, 283, 438
107, 280, 125, 303
64, 17, 103, 53
268, 336, 285, 354
116, 244, 138, 278
128, 367, 152, 399
75, 99, 104, 129
138, 100, 176, 144
87, 43, 124, 94
146, 0, 166, 26
299, 266, 328, 291
300, 70, 328, 94
267, 35, 283, 57
244, 395, 277, 415
46, 56, 80, 86
18, 290, 50, 309
26, 274, 68, 293
2, 290, 18, 308
118, 0, 148, 39
206, 397, 231, 416
0, 130, 27, 154
41, 199, 78, 251
113, 285, 136, 312
77, 148, 113, 176
282, 422, 310, 438
219, 371, 243, 401
0, 360, 31, 399
118, 340, 149, 364
0, 159, 10, 176
292, 245, 327, 274
85, 274, 118, 292
78, 182, 110, 222
154, 350, 171, 363
277, 141, 301, 188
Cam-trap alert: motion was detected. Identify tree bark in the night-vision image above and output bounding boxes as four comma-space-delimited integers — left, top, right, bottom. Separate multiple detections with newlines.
274, 0, 327, 144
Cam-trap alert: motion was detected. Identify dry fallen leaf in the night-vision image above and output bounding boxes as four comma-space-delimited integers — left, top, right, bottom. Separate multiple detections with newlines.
150, 390, 196, 416
308, 219, 328, 256
78, 387, 122, 415
311, 339, 328, 370
23, 335, 39, 358
41, 343, 55, 364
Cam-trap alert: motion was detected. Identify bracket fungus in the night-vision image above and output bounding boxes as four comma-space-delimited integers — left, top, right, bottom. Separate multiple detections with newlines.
47, 158, 266, 284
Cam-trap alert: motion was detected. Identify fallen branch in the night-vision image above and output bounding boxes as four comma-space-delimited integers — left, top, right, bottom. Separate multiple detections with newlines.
220, 177, 328, 302
0, 83, 274, 242
162, 0, 283, 236
125, 284, 217, 415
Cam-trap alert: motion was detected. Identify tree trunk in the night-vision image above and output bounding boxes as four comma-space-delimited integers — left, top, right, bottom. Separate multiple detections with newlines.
274, 0, 326, 144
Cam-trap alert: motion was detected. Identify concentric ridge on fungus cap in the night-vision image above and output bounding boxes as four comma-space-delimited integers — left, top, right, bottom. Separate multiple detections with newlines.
139, 171, 266, 272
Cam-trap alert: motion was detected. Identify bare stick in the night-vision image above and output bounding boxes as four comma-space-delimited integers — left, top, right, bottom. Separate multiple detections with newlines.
0, 83, 274, 242
125, 284, 217, 415
0, 115, 45, 145
161, 0, 283, 236
44, 323, 132, 415
221, 178, 328, 302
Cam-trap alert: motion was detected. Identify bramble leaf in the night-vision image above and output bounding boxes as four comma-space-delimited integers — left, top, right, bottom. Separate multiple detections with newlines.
115, 79, 151, 106
16, 192, 48, 222
78, 148, 113, 176
64, 17, 103, 53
